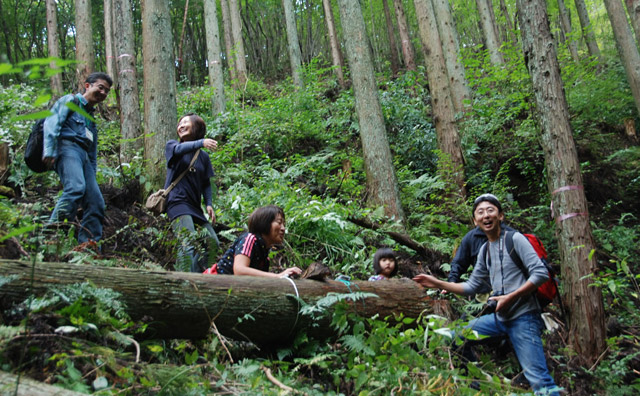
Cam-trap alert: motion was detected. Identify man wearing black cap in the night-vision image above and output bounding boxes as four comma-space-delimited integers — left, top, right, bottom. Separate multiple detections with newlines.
413, 194, 560, 395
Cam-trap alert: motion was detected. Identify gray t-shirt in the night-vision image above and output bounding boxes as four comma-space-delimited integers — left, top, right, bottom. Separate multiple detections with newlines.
462, 231, 549, 321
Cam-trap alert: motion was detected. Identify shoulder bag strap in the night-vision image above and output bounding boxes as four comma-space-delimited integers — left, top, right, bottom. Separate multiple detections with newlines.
163, 149, 201, 196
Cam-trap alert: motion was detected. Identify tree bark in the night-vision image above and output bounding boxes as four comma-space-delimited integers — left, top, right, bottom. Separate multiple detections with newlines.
0, 371, 87, 396
142, 0, 177, 190
204, 0, 226, 115
46, 0, 64, 96
431, 0, 472, 114
103, 0, 117, 96
414, 0, 466, 197
219, 0, 236, 83
574, 0, 601, 62
75, 0, 94, 91
515, 0, 606, 365
322, 0, 346, 87
382, 0, 401, 76
113, 0, 142, 164
625, 0, 640, 45
392, 0, 417, 71
336, 0, 406, 225
475, 0, 504, 65
282, 0, 304, 88
604, 0, 640, 118
557, 0, 579, 62
498, 0, 517, 46
0, 260, 448, 345
177, 0, 191, 77
229, 0, 248, 87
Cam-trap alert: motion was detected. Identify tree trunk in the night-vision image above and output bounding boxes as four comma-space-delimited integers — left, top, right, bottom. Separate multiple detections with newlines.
625, 0, 640, 45
392, 0, 417, 71
177, 0, 191, 77
75, 0, 94, 91
0, 260, 448, 345
574, 0, 601, 62
414, 0, 466, 197
103, 0, 117, 97
141, 0, 177, 190
498, 0, 517, 46
557, 0, 580, 62
382, 0, 401, 76
604, 0, 640, 118
204, 0, 226, 115
515, 0, 606, 365
322, 0, 346, 87
431, 0, 472, 114
229, 0, 248, 87
475, 0, 504, 65
0, 371, 87, 396
282, 0, 304, 88
336, 0, 406, 225
113, 0, 142, 164
46, 0, 64, 96
219, 0, 236, 83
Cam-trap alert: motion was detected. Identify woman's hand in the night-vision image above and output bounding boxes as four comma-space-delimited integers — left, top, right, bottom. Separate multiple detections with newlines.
206, 206, 216, 224
203, 138, 218, 150
279, 267, 302, 278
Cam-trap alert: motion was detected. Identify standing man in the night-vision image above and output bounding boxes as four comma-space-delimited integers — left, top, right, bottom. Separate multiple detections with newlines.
43, 72, 112, 247
413, 194, 560, 395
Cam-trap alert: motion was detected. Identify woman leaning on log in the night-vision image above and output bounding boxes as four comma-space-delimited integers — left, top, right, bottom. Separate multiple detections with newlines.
204, 205, 302, 278
165, 113, 220, 273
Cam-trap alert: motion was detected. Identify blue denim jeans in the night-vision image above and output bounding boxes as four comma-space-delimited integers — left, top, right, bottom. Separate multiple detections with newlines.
466, 312, 560, 395
173, 215, 220, 273
49, 140, 105, 243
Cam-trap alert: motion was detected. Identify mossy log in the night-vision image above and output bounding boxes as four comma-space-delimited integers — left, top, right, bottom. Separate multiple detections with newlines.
0, 259, 449, 345
0, 371, 87, 396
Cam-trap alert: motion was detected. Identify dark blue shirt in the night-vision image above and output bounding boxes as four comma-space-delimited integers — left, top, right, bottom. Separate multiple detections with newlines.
216, 232, 270, 274
164, 140, 214, 224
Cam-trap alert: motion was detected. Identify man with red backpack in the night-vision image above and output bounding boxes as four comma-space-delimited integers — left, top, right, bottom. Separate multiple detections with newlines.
413, 194, 560, 395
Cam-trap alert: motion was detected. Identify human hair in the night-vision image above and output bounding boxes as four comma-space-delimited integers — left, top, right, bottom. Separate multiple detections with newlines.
472, 193, 503, 216
85, 72, 113, 88
373, 248, 398, 277
177, 113, 207, 140
248, 205, 285, 236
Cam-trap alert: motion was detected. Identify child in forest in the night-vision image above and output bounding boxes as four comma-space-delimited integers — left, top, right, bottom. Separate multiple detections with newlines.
368, 248, 398, 281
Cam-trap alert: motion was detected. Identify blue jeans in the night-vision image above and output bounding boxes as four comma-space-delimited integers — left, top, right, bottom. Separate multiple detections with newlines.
465, 312, 560, 395
173, 215, 220, 273
49, 140, 104, 243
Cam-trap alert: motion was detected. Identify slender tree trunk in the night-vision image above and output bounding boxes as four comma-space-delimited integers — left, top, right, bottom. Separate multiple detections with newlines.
604, 0, 640, 117
431, 0, 471, 114
0, 0, 14, 65
75, 0, 94, 91
282, 0, 304, 88
204, 0, 226, 115
103, 0, 117, 103
557, 0, 580, 61
229, 0, 248, 87
414, 0, 466, 196
113, 0, 142, 163
574, 0, 601, 62
475, 0, 504, 65
46, 0, 63, 95
141, 0, 177, 190
382, 0, 401, 76
625, 0, 640, 45
498, 0, 517, 46
219, 0, 236, 82
177, 0, 190, 76
336, 0, 406, 225
515, 0, 605, 365
392, 0, 417, 71
322, 0, 346, 87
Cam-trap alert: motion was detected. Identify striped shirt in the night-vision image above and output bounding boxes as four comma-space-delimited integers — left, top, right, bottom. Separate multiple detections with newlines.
216, 232, 270, 274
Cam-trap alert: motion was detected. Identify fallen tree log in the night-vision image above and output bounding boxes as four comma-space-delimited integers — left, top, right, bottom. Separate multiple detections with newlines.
0, 371, 86, 396
0, 259, 450, 345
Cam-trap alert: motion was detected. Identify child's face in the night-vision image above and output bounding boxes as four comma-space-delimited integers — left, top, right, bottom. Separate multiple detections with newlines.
379, 258, 396, 277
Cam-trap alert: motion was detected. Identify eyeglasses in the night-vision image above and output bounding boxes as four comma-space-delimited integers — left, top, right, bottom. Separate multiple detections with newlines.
91, 83, 111, 94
